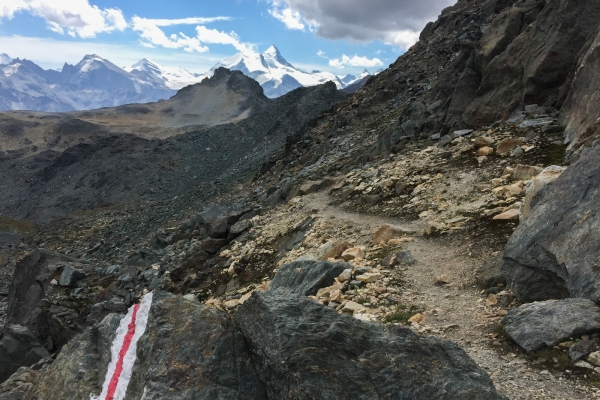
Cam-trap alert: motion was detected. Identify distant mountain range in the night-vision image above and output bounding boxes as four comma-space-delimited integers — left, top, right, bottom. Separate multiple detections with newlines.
0, 46, 379, 112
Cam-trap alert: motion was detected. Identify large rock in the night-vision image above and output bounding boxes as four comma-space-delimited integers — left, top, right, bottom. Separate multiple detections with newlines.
0, 325, 49, 383
463, 0, 600, 126
125, 292, 266, 399
268, 260, 349, 297
25, 292, 266, 399
502, 145, 600, 301
502, 298, 600, 352
237, 293, 507, 399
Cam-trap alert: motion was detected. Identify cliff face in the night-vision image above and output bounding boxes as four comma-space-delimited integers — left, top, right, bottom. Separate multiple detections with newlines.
282, 0, 600, 165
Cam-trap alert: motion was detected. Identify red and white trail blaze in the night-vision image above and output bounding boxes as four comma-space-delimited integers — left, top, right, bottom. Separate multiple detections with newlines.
91, 291, 153, 400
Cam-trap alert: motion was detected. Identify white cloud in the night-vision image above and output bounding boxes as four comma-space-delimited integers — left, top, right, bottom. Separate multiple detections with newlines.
329, 54, 384, 69
195, 25, 249, 52
268, 1, 307, 31
131, 16, 250, 54
0, 1, 27, 19
268, 0, 454, 49
317, 49, 326, 58
132, 16, 208, 53
0, 0, 127, 38
143, 17, 231, 27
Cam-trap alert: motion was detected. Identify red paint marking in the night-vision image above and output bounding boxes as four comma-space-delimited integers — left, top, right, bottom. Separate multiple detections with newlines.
105, 303, 140, 400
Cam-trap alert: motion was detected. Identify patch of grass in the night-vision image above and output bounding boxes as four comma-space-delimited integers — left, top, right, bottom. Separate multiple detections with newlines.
383, 305, 421, 325
545, 143, 566, 165
355, 295, 370, 305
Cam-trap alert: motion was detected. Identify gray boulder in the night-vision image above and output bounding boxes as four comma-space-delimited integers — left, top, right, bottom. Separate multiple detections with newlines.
237, 293, 507, 399
0, 325, 49, 383
125, 291, 266, 399
268, 260, 348, 296
501, 144, 600, 301
25, 292, 266, 399
57, 265, 86, 287
235, 260, 507, 399
502, 298, 600, 352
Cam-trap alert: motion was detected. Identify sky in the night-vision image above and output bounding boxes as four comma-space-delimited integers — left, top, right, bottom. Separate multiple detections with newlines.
0, 0, 454, 77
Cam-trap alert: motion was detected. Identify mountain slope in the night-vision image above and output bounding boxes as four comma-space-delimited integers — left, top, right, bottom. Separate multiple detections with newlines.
0, 71, 344, 222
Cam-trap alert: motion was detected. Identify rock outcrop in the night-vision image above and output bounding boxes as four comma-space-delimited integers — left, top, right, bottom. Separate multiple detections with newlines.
16, 261, 506, 399
502, 298, 600, 352
237, 291, 507, 399
502, 144, 600, 301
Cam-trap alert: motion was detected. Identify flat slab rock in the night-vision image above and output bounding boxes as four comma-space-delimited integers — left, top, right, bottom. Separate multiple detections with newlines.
502, 298, 600, 352
237, 292, 507, 399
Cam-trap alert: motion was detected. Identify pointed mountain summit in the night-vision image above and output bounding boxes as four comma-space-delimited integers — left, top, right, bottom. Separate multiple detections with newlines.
210, 45, 343, 98
0, 53, 12, 65
262, 45, 295, 69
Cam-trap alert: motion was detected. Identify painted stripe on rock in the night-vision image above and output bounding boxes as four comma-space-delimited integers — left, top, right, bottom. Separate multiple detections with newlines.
91, 291, 153, 400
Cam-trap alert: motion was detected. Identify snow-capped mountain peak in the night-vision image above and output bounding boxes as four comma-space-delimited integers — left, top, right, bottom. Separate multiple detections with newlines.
126, 58, 207, 90
0, 53, 13, 65
262, 45, 295, 69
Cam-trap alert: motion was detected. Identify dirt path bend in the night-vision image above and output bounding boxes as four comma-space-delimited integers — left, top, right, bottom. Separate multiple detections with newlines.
299, 191, 597, 400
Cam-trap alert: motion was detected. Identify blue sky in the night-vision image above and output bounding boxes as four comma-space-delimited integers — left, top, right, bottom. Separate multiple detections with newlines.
0, 0, 453, 76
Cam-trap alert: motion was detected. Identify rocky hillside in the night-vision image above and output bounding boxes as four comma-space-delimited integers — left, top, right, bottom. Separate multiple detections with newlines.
2, 0, 600, 399
0, 69, 343, 223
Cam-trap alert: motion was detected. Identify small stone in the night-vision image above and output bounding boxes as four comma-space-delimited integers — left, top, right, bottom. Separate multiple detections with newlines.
559, 341, 575, 348
587, 351, 600, 366
569, 340, 597, 361
317, 240, 353, 260
349, 280, 365, 289
511, 164, 543, 181
408, 313, 425, 323
337, 269, 352, 283
371, 224, 414, 245
472, 136, 495, 148
574, 360, 595, 371
387, 237, 414, 245
476, 146, 494, 156
58, 265, 86, 287
342, 301, 367, 314
423, 221, 444, 236
356, 272, 381, 283
492, 209, 520, 220
390, 250, 416, 266
341, 247, 365, 261
486, 294, 498, 307
435, 275, 450, 285
329, 289, 344, 304
496, 138, 523, 156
